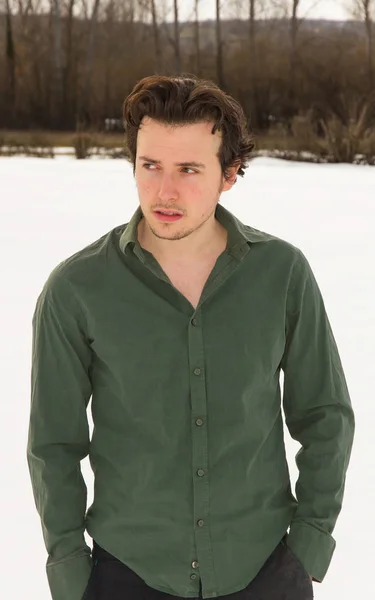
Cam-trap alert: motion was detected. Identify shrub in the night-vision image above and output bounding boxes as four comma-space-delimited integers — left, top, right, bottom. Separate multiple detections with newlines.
360, 130, 375, 165
72, 131, 97, 159
319, 92, 375, 163
290, 112, 327, 156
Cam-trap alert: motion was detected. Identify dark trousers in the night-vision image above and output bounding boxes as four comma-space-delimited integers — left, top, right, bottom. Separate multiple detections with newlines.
82, 534, 314, 600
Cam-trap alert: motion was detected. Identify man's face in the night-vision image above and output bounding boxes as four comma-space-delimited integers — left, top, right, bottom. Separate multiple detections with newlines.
134, 117, 236, 242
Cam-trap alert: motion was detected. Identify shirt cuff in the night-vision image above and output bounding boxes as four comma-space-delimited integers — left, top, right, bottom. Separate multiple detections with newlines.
46, 552, 93, 600
286, 522, 336, 583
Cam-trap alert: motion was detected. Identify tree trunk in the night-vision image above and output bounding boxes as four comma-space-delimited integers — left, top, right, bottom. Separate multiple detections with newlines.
174, 0, 181, 73
194, 0, 201, 76
363, 0, 374, 89
79, 0, 101, 129
216, 0, 225, 88
50, 0, 65, 127
248, 1, 256, 86
5, 0, 16, 124
249, 0, 256, 58
64, 0, 76, 128
151, 0, 162, 72
248, 0, 258, 128
288, 0, 300, 121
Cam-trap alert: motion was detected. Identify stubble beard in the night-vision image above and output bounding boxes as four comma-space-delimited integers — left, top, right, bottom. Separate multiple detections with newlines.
148, 207, 215, 241
147, 180, 224, 242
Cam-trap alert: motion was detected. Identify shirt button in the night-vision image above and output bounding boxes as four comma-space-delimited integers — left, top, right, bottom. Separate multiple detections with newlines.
192, 561, 199, 569
197, 469, 205, 477
197, 519, 205, 527
193, 368, 201, 376
191, 318, 197, 326
196, 418, 203, 426
190, 574, 197, 580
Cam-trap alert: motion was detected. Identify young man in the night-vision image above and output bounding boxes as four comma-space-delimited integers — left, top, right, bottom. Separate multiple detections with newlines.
27, 75, 355, 600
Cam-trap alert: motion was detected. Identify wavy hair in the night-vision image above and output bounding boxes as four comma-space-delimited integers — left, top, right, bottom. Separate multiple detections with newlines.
122, 73, 255, 182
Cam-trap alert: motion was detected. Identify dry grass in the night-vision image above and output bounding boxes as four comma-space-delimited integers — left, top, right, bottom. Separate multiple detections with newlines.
0, 124, 374, 164
0, 130, 124, 148
0, 129, 283, 154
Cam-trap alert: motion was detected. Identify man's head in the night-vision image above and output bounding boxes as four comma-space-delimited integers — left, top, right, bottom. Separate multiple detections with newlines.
122, 74, 255, 248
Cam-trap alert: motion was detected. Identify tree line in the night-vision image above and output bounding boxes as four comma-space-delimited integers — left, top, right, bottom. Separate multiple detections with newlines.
1, 0, 375, 138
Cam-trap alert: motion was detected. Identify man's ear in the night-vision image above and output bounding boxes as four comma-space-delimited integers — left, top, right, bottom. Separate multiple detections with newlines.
222, 161, 241, 190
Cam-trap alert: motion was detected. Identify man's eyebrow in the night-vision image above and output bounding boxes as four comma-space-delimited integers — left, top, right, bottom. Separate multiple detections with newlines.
138, 155, 206, 169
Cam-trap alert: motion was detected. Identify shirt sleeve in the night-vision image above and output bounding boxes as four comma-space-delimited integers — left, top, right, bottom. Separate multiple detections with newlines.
280, 249, 355, 583
26, 267, 94, 600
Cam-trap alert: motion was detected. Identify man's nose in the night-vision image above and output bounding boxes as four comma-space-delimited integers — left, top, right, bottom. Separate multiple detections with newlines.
157, 173, 179, 201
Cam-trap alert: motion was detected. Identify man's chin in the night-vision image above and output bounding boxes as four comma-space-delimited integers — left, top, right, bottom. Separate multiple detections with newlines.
149, 225, 191, 241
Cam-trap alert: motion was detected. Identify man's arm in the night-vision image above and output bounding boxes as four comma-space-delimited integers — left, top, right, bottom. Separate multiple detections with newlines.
280, 249, 355, 583
27, 267, 93, 600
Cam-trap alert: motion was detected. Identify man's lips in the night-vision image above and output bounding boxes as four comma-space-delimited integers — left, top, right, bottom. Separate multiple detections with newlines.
154, 211, 183, 222
154, 209, 183, 216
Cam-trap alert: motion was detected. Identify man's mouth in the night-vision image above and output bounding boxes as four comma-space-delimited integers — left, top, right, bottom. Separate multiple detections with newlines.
154, 210, 184, 222
154, 209, 183, 216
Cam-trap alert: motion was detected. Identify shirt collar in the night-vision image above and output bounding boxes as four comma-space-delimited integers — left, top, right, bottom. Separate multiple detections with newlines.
119, 203, 266, 261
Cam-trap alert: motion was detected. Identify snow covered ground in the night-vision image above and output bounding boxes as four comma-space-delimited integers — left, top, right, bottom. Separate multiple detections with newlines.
1, 156, 373, 600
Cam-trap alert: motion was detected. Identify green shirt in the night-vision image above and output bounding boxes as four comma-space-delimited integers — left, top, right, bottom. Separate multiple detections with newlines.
27, 203, 355, 600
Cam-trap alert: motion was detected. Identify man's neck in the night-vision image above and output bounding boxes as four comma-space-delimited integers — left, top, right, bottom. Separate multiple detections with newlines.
137, 217, 228, 265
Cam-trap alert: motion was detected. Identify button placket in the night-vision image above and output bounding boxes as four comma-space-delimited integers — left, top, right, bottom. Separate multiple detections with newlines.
188, 307, 216, 595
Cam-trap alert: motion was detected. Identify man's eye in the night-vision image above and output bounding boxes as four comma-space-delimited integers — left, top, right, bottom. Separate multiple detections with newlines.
142, 164, 196, 174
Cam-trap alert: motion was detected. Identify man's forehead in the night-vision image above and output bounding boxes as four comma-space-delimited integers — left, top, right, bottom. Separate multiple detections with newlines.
139, 116, 220, 136
137, 118, 222, 156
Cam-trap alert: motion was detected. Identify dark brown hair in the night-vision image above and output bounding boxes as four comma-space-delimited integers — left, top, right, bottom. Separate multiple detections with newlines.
122, 73, 255, 182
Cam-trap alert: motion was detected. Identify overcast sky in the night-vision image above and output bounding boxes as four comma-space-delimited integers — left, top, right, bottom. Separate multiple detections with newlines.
169, 0, 350, 22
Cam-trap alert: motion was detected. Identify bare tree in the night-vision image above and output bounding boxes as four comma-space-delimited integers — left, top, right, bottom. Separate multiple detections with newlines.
50, 0, 65, 126
361, 0, 374, 88
173, 0, 181, 73
78, 0, 101, 127
288, 0, 300, 114
158, 0, 185, 74
247, 0, 259, 127
249, 0, 257, 83
216, 0, 225, 88
267, 0, 323, 122
64, 0, 77, 125
150, 0, 163, 72
346, 0, 375, 89
194, 0, 202, 76
4, 0, 16, 122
